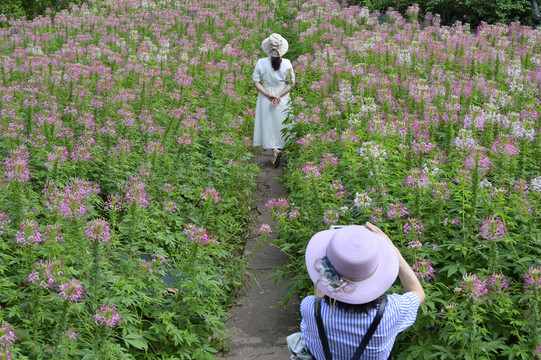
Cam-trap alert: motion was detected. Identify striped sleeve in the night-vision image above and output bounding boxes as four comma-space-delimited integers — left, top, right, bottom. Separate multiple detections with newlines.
387, 292, 420, 333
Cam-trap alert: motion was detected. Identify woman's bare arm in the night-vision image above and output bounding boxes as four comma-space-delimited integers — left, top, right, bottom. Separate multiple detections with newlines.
253, 81, 274, 100
365, 222, 426, 304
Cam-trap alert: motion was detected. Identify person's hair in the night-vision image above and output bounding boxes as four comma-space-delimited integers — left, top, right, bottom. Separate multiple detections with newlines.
271, 56, 282, 71
323, 295, 382, 314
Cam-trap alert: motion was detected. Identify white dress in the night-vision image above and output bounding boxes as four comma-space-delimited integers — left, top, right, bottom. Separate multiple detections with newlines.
252, 57, 295, 149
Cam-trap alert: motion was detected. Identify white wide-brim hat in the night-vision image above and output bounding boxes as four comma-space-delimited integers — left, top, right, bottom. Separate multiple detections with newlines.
305, 225, 399, 304
262, 33, 289, 57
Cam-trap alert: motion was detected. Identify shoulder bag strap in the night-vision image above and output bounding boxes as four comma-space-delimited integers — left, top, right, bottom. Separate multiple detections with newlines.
314, 297, 333, 360
351, 295, 388, 360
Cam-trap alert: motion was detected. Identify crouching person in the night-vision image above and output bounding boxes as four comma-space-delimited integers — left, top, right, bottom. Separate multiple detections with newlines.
288, 222, 425, 360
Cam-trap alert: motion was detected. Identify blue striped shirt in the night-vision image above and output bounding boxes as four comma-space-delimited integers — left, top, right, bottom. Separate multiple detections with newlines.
300, 292, 420, 360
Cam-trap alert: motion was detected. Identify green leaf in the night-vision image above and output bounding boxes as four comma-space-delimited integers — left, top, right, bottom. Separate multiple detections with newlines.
123, 333, 148, 350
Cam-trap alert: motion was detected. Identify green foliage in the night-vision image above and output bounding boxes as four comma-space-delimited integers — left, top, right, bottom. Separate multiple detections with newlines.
350, 0, 537, 26
0, 0, 25, 19
0, 0, 88, 19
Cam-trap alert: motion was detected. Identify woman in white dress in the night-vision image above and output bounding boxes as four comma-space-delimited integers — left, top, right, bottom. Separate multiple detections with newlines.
252, 33, 295, 167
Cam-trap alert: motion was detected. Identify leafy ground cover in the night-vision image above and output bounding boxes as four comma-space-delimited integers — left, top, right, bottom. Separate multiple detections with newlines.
267, 1, 541, 359
0, 0, 288, 358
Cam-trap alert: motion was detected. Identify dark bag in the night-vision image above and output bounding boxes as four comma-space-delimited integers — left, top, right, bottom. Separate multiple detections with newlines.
315, 296, 388, 360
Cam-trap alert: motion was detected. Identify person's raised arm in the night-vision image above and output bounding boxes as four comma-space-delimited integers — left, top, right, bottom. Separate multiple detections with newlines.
365, 222, 425, 304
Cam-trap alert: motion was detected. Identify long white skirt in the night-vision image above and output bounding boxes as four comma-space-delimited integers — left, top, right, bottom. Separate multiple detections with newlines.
253, 90, 291, 150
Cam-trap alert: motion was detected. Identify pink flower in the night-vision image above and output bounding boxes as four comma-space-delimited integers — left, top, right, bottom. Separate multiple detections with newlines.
124, 176, 149, 208
457, 274, 488, 300
491, 134, 519, 156
4, 145, 30, 182
143, 141, 164, 155
404, 168, 430, 189
265, 198, 290, 216
329, 179, 348, 199
387, 203, 408, 219
0, 211, 11, 235
0, 321, 17, 345
479, 216, 506, 241
259, 224, 272, 233
323, 210, 339, 225
163, 200, 177, 212
59, 279, 85, 302
27, 258, 65, 288
15, 219, 43, 245
183, 224, 218, 245
301, 162, 321, 179
319, 153, 339, 169
523, 265, 541, 293
412, 258, 435, 281
177, 134, 192, 145
485, 272, 509, 292
63, 330, 77, 341
85, 218, 111, 244
43, 179, 100, 219
201, 187, 220, 203
94, 303, 120, 327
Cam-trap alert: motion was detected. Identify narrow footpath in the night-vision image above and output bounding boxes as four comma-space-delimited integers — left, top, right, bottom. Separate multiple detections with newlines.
219, 149, 300, 360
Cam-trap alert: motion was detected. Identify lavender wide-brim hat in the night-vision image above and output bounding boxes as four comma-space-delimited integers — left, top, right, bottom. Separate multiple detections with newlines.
305, 225, 399, 304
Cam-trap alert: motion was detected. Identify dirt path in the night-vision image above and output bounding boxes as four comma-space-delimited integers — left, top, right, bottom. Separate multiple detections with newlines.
219, 149, 300, 360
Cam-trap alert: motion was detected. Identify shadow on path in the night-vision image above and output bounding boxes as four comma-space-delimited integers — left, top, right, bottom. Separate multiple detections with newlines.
219, 149, 300, 360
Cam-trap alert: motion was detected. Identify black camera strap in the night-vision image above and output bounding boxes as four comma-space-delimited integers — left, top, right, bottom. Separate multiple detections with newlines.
315, 295, 388, 360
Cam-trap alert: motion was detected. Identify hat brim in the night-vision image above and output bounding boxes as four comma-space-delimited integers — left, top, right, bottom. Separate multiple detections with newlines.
305, 226, 399, 304
261, 37, 288, 57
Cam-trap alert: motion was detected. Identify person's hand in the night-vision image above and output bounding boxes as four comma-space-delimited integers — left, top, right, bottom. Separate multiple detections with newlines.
266, 94, 276, 102
272, 96, 281, 107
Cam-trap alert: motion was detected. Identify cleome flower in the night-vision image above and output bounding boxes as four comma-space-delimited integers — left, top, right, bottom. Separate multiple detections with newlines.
94, 303, 121, 327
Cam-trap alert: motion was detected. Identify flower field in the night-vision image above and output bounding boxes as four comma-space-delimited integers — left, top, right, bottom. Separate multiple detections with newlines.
0, 0, 540, 359
0, 0, 277, 358
268, 1, 541, 359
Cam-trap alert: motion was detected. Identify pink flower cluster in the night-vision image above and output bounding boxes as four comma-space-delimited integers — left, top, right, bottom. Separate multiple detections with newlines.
265, 198, 300, 218
183, 224, 218, 245
0, 211, 11, 235
85, 218, 111, 244
15, 219, 43, 246
0, 321, 16, 360
144, 141, 164, 155
491, 134, 519, 156
479, 216, 506, 241
43, 178, 100, 219
259, 223, 272, 233
301, 162, 322, 179
412, 258, 435, 281
523, 265, 541, 293
329, 179, 348, 199
456, 272, 510, 300
4, 145, 30, 182
323, 210, 339, 225
456, 273, 489, 299
387, 203, 408, 219
45, 146, 69, 169
124, 176, 149, 208
26, 257, 65, 289
59, 279, 85, 302
201, 187, 220, 203
94, 303, 121, 327
403, 217, 424, 236
404, 168, 430, 189
319, 153, 339, 169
